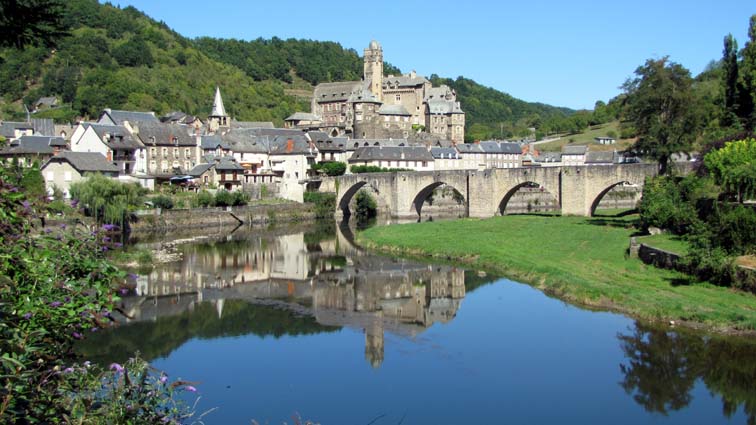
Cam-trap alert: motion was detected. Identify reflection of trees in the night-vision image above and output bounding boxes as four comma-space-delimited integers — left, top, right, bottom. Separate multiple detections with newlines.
618, 322, 756, 423
76, 300, 339, 365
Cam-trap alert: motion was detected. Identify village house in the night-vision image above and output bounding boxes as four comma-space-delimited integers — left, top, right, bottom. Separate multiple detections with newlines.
348, 146, 434, 172
585, 151, 618, 165
562, 145, 588, 166
533, 151, 563, 167
0, 135, 68, 166
0, 118, 55, 142
33, 96, 59, 112
431, 147, 463, 170
284, 112, 323, 130
267, 135, 317, 201
70, 123, 146, 175
595, 136, 616, 145
41, 151, 119, 197
188, 157, 245, 191
136, 122, 199, 178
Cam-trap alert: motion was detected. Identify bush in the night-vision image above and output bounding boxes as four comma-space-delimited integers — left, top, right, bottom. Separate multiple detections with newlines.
151, 194, 174, 210
70, 174, 146, 226
214, 189, 234, 207
320, 162, 347, 176
193, 190, 215, 208
638, 176, 700, 234
355, 190, 377, 219
232, 191, 250, 206
304, 192, 336, 218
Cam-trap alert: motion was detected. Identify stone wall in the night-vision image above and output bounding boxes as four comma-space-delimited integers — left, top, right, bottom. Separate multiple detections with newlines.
130, 203, 317, 233
637, 243, 684, 271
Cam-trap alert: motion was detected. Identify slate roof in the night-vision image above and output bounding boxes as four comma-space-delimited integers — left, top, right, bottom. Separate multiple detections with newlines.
221, 129, 271, 154
382, 74, 429, 88
313, 81, 362, 103
348, 87, 381, 104
200, 134, 230, 150
562, 145, 588, 155
188, 162, 214, 177
430, 147, 459, 159
44, 151, 119, 173
427, 100, 464, 115
378, 104, 411, 116
349, 146, 433, 162
424, 85, 455, 101
306, 131, 329, 143
101, 109, 159, 125
315, 139, 346, 152
85, 123, 143, 149
35, 96, 58, 107
500, 142, 522, 154
585, 151, 617, 164
231, 120, 275, 129
347, 138, 412, 149
268, 135, 316, 156
455, 143, 484, 154
31, 118, 55, 136
215, 158, 245, 171
0, 121, 34, 138
285, 112, 321, 122
136, 123, 195, 146
0, 135, 67, 155
534, 152, 562, 163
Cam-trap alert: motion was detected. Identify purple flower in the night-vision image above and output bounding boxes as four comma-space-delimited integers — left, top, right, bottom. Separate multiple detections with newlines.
63, 367, 74, 374
90, 327, 98, 332
184, 385, 197, 392
44, 228, 52, 234
113, 242, 123, 248
127, 273, 138, 280
109, 363, 124, 373
59, 223, 66, 230
49, 301, 63, 308
21, 200, 31, 211
102, 224, 117, 231
83, 361, 91, 368
102, 236, 111, 243
159, 375, 168, 384
71, 199, 79, 208
72, 332, 82, 339
119, 288, 129, 295
22, 312, 32, 320
101, 246, 109, 252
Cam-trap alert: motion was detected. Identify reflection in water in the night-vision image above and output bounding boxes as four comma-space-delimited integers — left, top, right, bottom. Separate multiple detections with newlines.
618, 322, 756, 423
86, 221, 472, 369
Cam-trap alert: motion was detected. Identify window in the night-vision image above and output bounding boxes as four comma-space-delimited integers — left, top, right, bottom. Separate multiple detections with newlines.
149, 161, 157, 172
173, 148, 179, 158
185, 148, 191, 157
161, 148, 168, 159
395, 94, 401, 101
150, 147, 156, 157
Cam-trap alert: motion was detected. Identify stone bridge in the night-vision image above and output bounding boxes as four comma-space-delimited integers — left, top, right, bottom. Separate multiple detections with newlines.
317, 164, 658, 218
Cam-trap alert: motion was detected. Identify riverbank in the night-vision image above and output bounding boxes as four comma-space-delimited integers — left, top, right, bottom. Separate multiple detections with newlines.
358, 215, 756, 335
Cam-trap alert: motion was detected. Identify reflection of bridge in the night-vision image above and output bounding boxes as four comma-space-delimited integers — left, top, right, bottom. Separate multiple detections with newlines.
318, 164, 658, 218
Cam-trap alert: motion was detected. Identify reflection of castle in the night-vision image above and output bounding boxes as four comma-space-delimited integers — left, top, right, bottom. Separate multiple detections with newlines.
123, 227, 466, 368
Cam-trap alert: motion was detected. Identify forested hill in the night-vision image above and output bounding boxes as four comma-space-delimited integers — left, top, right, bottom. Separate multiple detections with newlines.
0, 0, 574, 136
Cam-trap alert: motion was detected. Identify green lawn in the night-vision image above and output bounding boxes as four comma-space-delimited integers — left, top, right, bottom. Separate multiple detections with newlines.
638, 233, 690, 255
358, 215, 756, 332
538, 121, 635, 152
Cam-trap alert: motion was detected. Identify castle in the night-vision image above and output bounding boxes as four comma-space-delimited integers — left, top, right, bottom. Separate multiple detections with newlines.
286, 41, 465, 144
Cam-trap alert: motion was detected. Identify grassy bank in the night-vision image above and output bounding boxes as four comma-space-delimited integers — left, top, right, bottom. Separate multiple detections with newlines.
358, 215, 756, 333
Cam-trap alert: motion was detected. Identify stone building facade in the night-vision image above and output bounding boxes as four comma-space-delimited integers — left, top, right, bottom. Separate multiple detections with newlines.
308, 41, 465, 143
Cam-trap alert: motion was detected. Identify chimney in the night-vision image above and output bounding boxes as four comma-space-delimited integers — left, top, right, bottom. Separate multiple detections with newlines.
286, 139, 294, 153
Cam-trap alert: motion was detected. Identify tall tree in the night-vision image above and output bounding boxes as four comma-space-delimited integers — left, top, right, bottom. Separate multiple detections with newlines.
740, 15, 756, 130
622, 57, 700, 174
0, 0, 68, 49
722, 34, 740, 127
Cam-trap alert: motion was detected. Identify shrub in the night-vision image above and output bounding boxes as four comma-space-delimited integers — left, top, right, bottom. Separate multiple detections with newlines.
214, 189, 234, 207
151, 194, 174, 210
638, 176, 701, 234
232, 191, 250, 206
193, 190, 215, 208
321, 162, 347, 176
304, 192, 336, 218
355, 190, 377, 219
70, 174, 146, 226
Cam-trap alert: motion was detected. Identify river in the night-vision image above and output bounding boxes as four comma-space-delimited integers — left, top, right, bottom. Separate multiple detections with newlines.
77, 220, 756, 424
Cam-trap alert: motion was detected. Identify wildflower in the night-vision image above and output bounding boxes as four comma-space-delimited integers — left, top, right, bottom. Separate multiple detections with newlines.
109, 363, 124, 373
119, 288, 129, 295
59, 223, 66, 230
71, 199, 79, 208
184, 385, 197, 392
90, 327, 98, 332
127, 273, 138, 280
113, 242, 123, 248
83, 361, 91, 368
160, 375, 168, 384
22, 312, 32, 320
49, 301, 63, 308
102, 224, 118, 231
44, 228, 52, 234
101, 246, 109, 252
21, 200, 31, 211
72, 332, 82, 339
102, 236, 111, 243
63, 367, 74, 374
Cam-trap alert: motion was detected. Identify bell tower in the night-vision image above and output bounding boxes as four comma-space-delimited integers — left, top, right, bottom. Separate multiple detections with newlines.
363, 40, 383, 102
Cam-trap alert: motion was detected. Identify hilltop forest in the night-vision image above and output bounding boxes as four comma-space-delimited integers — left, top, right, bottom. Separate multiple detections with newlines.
0, 0, 577, 141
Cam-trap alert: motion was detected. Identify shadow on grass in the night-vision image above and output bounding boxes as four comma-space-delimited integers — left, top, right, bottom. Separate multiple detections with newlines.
667, 276, 697, 287
583, 217, 640, 229
593, 208, 638, 218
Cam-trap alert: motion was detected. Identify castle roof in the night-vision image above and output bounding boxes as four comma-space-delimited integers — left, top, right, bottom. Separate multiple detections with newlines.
378, 104, 411, 116
285, 112, 321, 122
424, 85, 456, 102
383, 74, 429, 88
427, 100, 464, 115
313, 81, 362, 103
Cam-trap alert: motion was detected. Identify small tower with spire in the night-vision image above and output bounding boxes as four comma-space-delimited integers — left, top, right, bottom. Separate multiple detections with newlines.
208, 86, 230, 132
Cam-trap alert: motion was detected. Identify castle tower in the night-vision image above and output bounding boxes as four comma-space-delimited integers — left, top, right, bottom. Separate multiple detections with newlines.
208, 86, 230, 132
363, 40, 383, 102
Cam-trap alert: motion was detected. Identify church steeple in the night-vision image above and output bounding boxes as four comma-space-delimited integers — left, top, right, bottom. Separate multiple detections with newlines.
209, 86, 229, 132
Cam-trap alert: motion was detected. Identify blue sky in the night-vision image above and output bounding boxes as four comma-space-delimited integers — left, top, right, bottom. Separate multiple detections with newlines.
112, 0, 755, 110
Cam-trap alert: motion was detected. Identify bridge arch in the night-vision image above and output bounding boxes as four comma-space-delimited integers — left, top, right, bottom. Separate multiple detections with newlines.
411, 181, 467, 217
497, 180, 560, 215
337, 180, 368, 217
588, 180, 642, 216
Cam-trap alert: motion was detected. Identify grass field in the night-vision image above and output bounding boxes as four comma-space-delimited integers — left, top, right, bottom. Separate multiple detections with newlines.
359, 215, 756, 333
538, 121, 635, 152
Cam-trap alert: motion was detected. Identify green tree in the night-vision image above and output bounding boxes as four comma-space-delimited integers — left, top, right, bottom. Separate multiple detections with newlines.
722, 34, 740, 128
622, 57, 700, 174
112, 37, 154, 67
69, 174, 145, 225
704, 137, 756, 202
740, 15, 756, 130
0, 0, 68, 48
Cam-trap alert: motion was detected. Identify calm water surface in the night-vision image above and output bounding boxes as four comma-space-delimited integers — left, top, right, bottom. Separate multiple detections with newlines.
79, 221, 756, 424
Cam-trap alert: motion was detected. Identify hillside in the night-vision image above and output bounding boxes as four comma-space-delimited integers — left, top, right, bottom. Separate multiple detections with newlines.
0, 0, 574, 134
